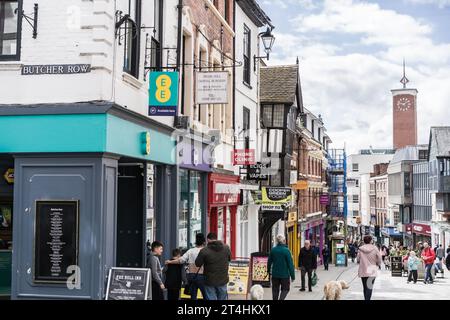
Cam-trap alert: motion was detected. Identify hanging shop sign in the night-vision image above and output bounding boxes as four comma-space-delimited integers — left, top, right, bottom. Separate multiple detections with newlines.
196, 71, 229, 104
105, 268, 151, 300
3, 169, 14, 184
232, 149, 255, 166
227, 260, 250, 296
406, 223, 431, 236
246, 163, 268, 181
149, 72, 179, 116
259, 187, 292, 211
250, 253, 270, 287
320, 194, 330, 205
294, 180, 308, 190
288, 211, 297, 223
22, 64, 91, 75
34, 200, 79, 284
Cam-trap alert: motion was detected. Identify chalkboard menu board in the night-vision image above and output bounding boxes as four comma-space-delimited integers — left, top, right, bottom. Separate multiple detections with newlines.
34, 200, 79, 284
106, 268, 151, 300
391, 256, 403, 277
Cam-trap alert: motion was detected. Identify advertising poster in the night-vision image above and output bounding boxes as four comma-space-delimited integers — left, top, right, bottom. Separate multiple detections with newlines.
251, 254, 270, 285
227, 260, 250, 295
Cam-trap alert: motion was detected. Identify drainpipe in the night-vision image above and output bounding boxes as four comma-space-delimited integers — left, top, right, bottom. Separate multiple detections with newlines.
176, 0, 183, 72
233, 0, 236, 153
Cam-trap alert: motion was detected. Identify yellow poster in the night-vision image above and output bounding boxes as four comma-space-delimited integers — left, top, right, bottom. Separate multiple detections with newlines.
227, 261, 250, 295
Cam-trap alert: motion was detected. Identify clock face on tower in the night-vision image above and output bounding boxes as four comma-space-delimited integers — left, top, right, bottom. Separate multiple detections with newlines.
397, 97, 413, 111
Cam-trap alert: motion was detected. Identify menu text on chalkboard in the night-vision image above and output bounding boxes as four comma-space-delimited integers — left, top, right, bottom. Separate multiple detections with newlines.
34, 200, 79, 284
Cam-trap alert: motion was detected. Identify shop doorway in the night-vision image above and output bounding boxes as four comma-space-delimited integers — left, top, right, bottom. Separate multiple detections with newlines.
0, 156, 14, 299
116, 162, 145, 268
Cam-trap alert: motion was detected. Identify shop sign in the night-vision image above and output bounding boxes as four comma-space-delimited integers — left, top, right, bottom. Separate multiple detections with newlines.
213, 183, 240, 205
250, 253, 270, 286
260, 187, 292, 205
149, 72, 179, 116
294, 180, 308, 190
246, 163, 268, 181
232, 149, 255, 165
34, 201, 79, 284
196, 71, 229, 104
336, 253, 347, 267
3, 169, 14, 184
105, 268, 151, 300
288, 211, 297, 223
140, 132, 150, 155
227, 260, 250, 296
21, 64, 91, 75
410, 223, 432, 236
320, 194, 330, 205
390, 257, 403, 277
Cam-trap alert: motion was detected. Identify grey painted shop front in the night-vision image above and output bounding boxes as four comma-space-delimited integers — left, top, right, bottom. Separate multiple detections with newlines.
0, 103, 178, 299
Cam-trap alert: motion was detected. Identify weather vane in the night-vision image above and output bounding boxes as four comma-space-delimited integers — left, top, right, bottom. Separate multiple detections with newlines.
400, 59, 409, 89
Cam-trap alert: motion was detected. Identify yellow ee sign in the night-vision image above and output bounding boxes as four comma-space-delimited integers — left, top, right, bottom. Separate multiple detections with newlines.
141, 132, 151, 156
149, 72, 179, 116
3, 168, 14, 184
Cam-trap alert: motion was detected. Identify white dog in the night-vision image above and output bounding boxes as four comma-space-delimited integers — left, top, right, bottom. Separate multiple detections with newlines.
323, 280, 350, 300
249, 284, 265, 300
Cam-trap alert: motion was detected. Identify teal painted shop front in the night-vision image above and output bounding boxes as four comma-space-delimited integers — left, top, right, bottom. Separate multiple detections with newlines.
0, 103, 178, 299
0, 113, 175, 164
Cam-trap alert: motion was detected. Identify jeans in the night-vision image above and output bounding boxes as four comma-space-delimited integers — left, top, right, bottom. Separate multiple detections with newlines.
323, 256, 329, 270
361, 277, 376, 301
408, 270, 418, 283
424, 264, 434, 283
272, 278, 290, 300
187, 273, 207, 300
204, 285, 228, 300
300, 268, 313, 291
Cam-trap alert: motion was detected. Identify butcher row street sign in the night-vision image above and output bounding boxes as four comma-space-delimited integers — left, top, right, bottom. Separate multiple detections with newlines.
22, 64, 91, 75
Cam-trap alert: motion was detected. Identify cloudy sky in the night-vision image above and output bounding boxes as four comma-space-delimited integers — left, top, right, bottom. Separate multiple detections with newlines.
260, 0, 450, 154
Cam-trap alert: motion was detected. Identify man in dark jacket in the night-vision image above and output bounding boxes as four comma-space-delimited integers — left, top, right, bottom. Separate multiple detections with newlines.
322, 244, 330, 271
298, 240, 317, 292
195, 233, 231, 300
267, 234, 295, 300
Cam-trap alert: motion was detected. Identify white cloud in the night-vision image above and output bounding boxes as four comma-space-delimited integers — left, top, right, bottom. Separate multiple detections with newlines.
268, 0, 450, 154
404, 0, 450, 8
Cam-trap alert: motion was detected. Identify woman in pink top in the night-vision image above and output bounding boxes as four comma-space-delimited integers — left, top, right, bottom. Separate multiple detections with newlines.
357, 235, 382, 300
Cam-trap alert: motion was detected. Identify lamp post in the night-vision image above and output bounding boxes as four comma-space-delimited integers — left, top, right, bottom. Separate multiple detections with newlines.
254, 27, 275, 71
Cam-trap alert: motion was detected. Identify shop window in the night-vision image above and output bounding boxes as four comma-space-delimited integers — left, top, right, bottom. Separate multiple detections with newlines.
179, 169, 204, 249
352, 163, 359, 172
243, 107, 250, 149
0, 201, 13, 249
0, 0, 21, 61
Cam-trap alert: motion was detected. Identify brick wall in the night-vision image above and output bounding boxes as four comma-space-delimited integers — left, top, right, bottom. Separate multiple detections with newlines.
393, 94, 418, 149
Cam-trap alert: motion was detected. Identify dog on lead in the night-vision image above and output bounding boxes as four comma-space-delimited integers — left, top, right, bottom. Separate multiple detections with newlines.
249, 284, 265, 300
323, 280, 350, 300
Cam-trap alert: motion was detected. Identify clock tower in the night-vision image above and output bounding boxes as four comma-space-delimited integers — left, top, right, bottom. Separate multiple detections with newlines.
392, 61, 418, 150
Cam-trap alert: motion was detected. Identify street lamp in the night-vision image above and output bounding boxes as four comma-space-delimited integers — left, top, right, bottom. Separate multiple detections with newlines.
254, 27, 275, 71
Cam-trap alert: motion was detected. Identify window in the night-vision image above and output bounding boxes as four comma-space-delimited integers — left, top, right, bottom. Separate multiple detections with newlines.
150, 37, 161, 70
0, 0, 21, 60
243, 24, 251, 85
353, 195, 359, 203
261, 104, 285, 128
353, 210, 359, 217
311, 120, 315, 138
122, 0, 141, 78
355, 179, 359, 187
352, 163, 359, 172
224, 0, 230, 24
243, 107, 250, 149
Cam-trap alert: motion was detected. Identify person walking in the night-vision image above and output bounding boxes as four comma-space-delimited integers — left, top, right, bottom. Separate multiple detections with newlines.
357, 235, 382, 301
146, 241, 166, 300
421, 242, 436, 284
407, 251, 420, 284
195, 233, 231, 300
267, 234, 295, 300
298, 240, 317, 292
436, 245, 445, 262
446, 249, 450, 271
163, 248, 186, 300
349, 243, 356, 263
322, 244, 330, 271
165, 233, 207, 300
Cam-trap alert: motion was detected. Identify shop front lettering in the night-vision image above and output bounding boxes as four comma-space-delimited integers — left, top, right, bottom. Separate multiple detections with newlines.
22, 64, 91, 75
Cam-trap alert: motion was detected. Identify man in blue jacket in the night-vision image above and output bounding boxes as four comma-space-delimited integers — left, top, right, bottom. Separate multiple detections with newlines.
267, 234, 295, 300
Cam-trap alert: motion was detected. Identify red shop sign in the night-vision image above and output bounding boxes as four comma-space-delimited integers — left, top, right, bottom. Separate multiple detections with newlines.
232, 149, 256, 165
411, 223, 431, 236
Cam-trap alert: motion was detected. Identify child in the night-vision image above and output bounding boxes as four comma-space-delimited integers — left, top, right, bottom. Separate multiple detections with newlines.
384, 256, 391, 271
407, 251, 420, 284
163, 248, 186, 301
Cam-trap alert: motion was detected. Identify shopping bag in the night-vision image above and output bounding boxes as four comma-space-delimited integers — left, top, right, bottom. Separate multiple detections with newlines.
311, 271, 318, 287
